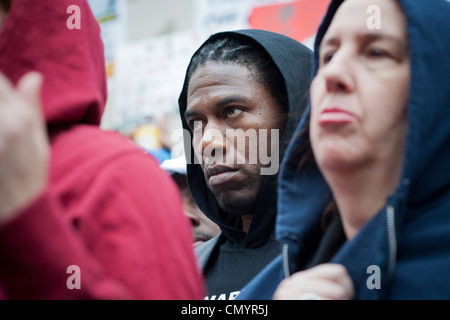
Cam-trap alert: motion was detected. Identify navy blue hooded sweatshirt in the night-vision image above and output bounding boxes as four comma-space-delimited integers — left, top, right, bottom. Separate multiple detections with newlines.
238, 0, 450, 300
178, 30, 312, 300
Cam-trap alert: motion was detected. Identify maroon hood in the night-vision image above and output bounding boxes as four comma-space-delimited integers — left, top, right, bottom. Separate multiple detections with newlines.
0, 0, 106, 126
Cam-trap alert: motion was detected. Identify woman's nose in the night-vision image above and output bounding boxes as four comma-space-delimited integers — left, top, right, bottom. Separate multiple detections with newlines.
321, 50, 355, 94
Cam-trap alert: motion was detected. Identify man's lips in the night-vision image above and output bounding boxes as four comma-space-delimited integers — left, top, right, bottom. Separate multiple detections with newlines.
206, 165, 239, 188
206, 165, 239, 179
318, 107, 356, 125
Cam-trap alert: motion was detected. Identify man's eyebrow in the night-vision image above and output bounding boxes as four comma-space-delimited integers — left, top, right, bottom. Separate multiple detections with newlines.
215, 95, 249, 107
184, 95, 249, 119
184, 109, 198, 120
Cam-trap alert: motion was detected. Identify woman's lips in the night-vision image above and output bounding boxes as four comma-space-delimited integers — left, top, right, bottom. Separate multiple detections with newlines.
318, 107, 356, 125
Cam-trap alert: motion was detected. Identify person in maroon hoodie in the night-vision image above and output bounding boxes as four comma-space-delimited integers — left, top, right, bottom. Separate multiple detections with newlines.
0, 0, 205, 299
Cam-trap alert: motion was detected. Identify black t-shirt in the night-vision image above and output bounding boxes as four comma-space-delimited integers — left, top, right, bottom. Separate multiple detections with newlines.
203, 237, 280, 300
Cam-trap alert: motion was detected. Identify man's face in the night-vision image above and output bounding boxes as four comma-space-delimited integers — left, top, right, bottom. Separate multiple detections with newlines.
185, 61, 286, 216
310, 0, 410, 175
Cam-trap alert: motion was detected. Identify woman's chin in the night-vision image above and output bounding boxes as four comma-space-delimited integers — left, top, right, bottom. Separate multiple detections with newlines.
315, 147, 364, 174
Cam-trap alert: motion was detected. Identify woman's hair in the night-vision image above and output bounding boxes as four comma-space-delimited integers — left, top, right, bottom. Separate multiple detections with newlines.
287, 112, 339, 230
285, 112, 314, 172
185, 35, 288, 114
0, 0, 13, 12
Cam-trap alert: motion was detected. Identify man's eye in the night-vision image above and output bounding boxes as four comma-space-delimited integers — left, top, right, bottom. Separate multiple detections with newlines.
189, 120, 203, 130
226, 107, 243, 118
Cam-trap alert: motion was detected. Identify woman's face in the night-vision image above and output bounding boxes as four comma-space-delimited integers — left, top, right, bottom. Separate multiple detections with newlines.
310, 0, 410, 175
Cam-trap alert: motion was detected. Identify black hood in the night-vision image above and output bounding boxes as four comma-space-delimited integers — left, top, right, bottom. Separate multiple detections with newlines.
178, 29, 312, 249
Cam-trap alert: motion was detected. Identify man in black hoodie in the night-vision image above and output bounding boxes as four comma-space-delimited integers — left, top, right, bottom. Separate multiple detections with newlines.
178, 30, 312, 300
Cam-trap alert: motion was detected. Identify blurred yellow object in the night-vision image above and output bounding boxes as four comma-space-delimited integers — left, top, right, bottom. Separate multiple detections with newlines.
133, 124, 162, 151
106, 61, 114, 78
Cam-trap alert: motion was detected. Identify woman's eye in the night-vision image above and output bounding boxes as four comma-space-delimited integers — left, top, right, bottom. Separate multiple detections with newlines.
368, 47, 389, 58
321, 51, 335, 65
226, 107, 243, 118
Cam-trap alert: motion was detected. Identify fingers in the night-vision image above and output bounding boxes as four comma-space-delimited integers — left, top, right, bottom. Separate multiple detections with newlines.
0, 71, 46, 145
0, 71, 44, 122
0, 71, 49, 223
303, 263, 355, 297
273, 263, 355, 300
17, 71, 43, 114
0, 72, 14, 99
16, 72, 47, 142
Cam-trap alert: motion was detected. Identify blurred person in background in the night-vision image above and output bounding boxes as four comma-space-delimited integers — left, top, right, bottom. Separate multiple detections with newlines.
0, 0, 204, 299
178, 29, 312, 300
161, 156, 220, 248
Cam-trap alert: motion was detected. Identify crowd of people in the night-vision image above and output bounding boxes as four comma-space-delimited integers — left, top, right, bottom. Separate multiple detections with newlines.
0, 0, 449, 300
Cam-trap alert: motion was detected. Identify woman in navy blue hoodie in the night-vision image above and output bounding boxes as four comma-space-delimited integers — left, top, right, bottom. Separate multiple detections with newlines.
238, 0, 450, 300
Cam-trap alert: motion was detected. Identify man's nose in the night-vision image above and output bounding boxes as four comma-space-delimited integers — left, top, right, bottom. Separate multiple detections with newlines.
197, 122, 226, 163
184, 208, 200, 228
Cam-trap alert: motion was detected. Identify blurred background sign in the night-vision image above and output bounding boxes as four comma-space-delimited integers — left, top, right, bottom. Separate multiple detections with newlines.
91, 0, 332, 151
249, 0, 331, 48
88, 0, 127, 79
194, 0, 294, 31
